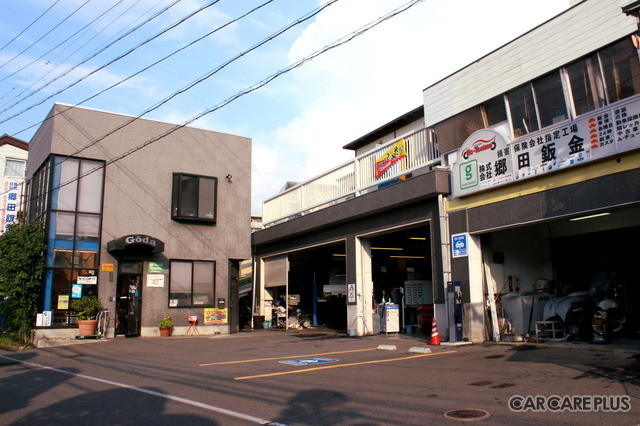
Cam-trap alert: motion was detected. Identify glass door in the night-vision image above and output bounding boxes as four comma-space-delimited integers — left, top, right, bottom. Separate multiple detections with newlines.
116, 262, 142, 337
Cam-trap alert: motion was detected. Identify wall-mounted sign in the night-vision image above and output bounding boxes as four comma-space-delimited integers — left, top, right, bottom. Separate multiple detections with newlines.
204, 308, 228, 325
77, 276, 97, 285
375, 138, 407, 178
148, 262, 164, 274
101, 263, 114, 272
107, 234, 165, 255
0, 179, 20, 235
347, 283, 356, 304
451, 95, 640, 198
146, 274, 164, 287
451, 129, 513, 197
452, 233, 469, 258
71, 284, 82, 298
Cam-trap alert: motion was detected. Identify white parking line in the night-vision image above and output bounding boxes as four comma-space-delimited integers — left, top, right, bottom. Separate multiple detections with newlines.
0, 355, 285, 425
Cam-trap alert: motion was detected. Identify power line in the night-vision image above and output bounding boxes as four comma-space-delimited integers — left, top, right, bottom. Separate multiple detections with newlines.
0, 1, 126, 84
1, 0, 148, 104
10, 0, 280, 139
0, 0, 93, 70
28, 0, 338, 159
0, 0, 184, 120
0, 0, 61, 54
22, 0, 423, 206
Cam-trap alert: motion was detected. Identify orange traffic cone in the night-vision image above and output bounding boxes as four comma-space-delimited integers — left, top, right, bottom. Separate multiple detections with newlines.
428, 317, 441, 345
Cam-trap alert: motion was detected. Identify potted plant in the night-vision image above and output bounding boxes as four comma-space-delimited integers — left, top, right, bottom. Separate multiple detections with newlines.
70, 295, 102, 336
158, 315, 173, 337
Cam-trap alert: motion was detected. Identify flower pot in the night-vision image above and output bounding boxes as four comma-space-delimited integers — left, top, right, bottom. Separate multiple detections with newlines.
159, 327, 172, 337
78, 319, 98, 336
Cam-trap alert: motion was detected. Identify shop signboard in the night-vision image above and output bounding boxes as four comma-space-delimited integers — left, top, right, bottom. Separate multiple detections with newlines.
451, 129, 513, 197
451, 95, 640, 198
0, 179, 20, 234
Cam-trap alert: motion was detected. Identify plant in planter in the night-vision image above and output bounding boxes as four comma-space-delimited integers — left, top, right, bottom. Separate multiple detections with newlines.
70, 295, 102, 336
158, 315, 173, 337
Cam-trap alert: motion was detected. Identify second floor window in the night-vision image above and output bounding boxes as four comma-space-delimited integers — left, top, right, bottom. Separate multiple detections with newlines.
171, 173, 217, 223
5, 159, 25, 178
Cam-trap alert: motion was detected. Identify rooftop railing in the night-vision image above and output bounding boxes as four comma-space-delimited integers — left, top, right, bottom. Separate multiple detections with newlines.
262, 126, 440, 226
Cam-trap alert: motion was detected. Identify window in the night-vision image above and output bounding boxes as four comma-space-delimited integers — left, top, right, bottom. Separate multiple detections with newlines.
432, 107, 484, 153
533, 71, 568, 127
169, 260, 215, 308
566, 53, 606, 116
599, 37, 640, 104
507, 71, 568, 137
4, 159, 25, 177
172, 173, 217, 223
482, 95, 507, 127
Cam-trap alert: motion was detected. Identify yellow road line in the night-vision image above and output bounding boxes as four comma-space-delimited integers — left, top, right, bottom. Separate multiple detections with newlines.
199, 347, 378, 366
234, 350, 457, 380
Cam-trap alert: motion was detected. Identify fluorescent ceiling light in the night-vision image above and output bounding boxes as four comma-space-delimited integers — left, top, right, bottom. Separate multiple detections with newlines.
409, 237, 426, 240
371, 247, 403, 251
569, 212, 611, 222
390, 255, 425, 259
332, 254, 346, 257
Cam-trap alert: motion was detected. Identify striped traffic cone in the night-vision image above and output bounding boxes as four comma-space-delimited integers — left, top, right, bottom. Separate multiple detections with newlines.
429, 317, 441, 345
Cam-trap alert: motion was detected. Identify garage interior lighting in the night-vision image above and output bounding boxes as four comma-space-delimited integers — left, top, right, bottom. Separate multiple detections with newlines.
569, 212, 611, 221
409, 237, 426, 240
390, 255, 425, 259
371, 247, 403, 251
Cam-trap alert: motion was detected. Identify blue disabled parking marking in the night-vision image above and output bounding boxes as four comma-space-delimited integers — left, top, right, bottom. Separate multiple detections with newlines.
279, 357, 339, 366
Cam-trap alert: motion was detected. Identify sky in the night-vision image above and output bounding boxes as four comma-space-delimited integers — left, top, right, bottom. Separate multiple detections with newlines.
0, 0, 571, 215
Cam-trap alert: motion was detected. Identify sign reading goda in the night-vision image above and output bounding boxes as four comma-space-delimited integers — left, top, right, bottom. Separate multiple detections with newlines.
107, 234, 165, 255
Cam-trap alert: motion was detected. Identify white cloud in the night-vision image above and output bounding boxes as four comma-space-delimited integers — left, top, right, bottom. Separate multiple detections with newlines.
250, 0, 570, 215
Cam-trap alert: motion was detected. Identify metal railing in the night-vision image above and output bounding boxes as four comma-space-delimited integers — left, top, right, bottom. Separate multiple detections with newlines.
262, 127, 440, 226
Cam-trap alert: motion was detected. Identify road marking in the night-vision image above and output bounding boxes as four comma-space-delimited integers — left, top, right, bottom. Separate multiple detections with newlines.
234, 350, 457, 380
199, 347, 378, 366
0, 355, 283, 425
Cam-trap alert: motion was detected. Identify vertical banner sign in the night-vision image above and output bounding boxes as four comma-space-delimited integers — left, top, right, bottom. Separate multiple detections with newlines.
375, 138, 407, 178
0, 179, 20, 234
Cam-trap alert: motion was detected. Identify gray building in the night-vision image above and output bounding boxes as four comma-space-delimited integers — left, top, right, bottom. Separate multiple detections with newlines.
253, 0, 640, 342
27, 104, 251, 342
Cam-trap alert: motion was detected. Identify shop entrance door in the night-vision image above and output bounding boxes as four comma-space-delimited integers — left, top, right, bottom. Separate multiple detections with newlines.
116, 262, 143, 337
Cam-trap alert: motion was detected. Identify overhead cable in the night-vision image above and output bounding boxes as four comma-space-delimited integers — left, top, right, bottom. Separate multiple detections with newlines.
0, 0, 93, 70
30, 0, 423, 200
10, 0, 279, 138
0, 0, 61, 54
0, 0, 184, 120
0, 1, 126, 84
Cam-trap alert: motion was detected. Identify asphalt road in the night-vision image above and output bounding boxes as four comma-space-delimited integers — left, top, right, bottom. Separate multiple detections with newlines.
1, 329, 639, 425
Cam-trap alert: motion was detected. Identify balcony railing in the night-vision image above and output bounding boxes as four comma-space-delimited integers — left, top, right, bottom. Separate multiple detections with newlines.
262, 126, 440, 226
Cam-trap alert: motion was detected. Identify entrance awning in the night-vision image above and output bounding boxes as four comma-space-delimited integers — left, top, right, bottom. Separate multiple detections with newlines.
107, 234, 164, 256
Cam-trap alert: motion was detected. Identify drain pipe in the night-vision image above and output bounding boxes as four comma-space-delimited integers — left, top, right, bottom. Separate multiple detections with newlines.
438, 194, 453, 342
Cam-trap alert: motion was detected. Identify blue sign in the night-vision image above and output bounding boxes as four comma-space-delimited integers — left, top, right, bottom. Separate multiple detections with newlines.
452, 233, 469, 258
279, 357, 338, 366
71, 284, 83, 298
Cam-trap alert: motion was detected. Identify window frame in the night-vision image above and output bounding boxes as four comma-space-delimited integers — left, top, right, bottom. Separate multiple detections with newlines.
168, 259, 216, 308
171, 172, 218, 224
4, 158, 26, 178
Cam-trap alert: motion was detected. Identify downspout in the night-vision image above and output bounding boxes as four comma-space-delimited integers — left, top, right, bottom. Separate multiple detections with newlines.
437, 194, 452, 341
